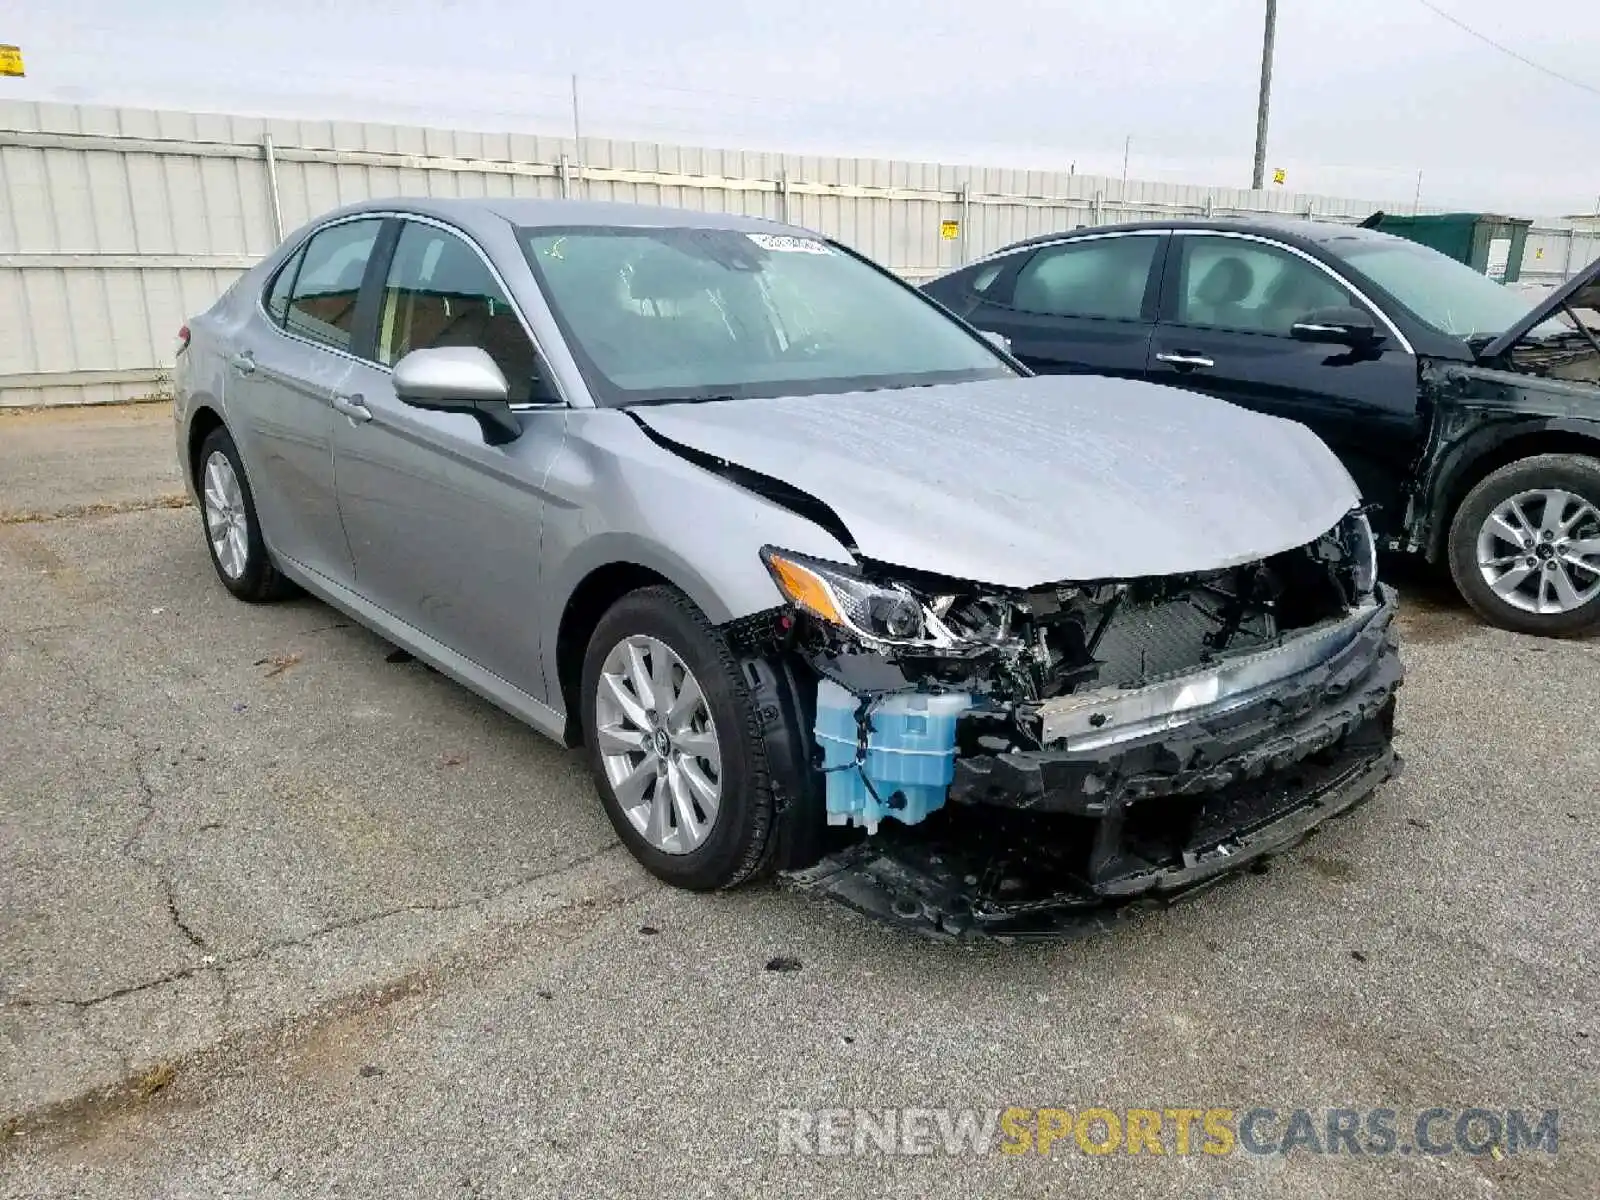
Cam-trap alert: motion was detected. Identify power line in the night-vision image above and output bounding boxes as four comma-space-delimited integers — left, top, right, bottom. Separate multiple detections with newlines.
1413, 0, 1600, 98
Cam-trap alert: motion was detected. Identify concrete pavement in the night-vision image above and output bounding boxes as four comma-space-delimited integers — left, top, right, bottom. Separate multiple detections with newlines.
0, 405, 1594, 1197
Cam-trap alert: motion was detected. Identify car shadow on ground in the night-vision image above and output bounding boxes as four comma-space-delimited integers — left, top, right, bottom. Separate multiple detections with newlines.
1381, 550, 1599, 645
1380, 552, 1482, 645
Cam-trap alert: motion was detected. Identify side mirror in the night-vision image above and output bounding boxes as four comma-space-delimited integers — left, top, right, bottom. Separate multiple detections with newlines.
1291, 306, 1383, 348
392, 346, 521, 445
981, 330, 1013, 355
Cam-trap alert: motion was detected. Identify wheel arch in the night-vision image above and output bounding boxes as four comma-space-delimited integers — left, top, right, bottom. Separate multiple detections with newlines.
186, 404, 227, 489
1425, 419, 1600, 561
553, 561, 676, 745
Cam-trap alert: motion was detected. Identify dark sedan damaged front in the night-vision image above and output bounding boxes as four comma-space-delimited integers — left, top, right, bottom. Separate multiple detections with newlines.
733, 511, 1404, 938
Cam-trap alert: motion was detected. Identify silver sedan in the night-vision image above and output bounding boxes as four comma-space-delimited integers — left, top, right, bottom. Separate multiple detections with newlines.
174, 198, 1401, 933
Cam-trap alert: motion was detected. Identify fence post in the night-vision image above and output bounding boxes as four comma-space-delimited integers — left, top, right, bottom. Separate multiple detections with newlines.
960, 180, 971, 264
261, 135, 284, 243
777, 168, 789, 225
558, 153, 571, 199
1092, 189, 1103, 226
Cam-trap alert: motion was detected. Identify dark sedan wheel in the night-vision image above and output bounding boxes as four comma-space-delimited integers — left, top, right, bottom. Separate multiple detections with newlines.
195, 426, 297, 603
1448, 453, 1600, 637
580, 585, 778, 890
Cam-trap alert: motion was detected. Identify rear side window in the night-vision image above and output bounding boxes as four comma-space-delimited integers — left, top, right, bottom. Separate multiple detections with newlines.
1011, 236, 1160, 321
377, 221, 542, 403
284, 219, 383, 352
264, 246, 304, 326
969, 262, 1004, 294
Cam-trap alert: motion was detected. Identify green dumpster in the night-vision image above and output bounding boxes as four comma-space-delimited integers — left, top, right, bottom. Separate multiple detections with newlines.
1363, 212, 1533, 282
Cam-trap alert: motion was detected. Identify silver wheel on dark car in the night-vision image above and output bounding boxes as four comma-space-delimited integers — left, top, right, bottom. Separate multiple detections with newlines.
594, 634, 722, 855
202, 450, 250, 580
1475, 488, 1600, 615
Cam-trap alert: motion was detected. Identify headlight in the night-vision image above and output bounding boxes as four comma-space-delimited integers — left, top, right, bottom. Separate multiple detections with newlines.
1348, 511, 1378, 596
762, 548, 936, 645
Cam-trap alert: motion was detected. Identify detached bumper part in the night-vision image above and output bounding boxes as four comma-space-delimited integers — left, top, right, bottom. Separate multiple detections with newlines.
785, 591, 1403, 938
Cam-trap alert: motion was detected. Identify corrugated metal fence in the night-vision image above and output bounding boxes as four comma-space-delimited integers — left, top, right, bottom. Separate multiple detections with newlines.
3, 99, 1596, 407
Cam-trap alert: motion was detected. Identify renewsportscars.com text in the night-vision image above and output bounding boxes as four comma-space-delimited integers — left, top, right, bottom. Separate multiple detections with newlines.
776, 1106, 1559, 1158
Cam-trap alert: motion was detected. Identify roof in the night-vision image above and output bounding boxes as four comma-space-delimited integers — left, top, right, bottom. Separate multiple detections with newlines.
325, 196, 797, 236
1005, 215, 1403, 253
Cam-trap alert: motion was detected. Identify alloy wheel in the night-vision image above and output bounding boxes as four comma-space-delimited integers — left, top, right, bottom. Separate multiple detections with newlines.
593, 635, 722, 855
202, 450, 250, 580
1476, 488, 1600, 615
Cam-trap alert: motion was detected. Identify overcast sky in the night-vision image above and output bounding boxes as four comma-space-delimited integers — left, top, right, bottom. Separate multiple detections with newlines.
6, 0, 1598, 214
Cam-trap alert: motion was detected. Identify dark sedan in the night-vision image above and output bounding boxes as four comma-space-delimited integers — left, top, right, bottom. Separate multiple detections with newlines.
925, 218, 1600, 637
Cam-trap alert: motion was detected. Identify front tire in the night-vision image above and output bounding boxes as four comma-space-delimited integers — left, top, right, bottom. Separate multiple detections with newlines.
580, 586, 778, 891
195, 426, 298, 603
1447, 453, 1600, 637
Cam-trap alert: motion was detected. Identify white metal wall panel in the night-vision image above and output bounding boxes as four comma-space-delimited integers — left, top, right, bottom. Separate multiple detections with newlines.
1521, 225, 1600, 288
2, 98, 1593, 406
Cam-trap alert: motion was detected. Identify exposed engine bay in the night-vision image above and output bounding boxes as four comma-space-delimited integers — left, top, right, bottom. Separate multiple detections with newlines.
1507, 335, 1599, 385
734, 511, 1404, 938
809, 513, 1369, 699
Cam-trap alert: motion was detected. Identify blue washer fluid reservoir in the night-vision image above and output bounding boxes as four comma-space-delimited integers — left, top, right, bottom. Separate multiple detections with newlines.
813, 679, 973, 834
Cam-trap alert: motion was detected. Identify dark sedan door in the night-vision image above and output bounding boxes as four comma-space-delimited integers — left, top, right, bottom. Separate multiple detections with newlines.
928, 232, 1167, 378
1148, 232, 1422, 527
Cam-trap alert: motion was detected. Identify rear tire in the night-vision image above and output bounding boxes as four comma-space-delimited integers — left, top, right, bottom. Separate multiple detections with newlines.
195, 426, 298, 603
1447, 453, 1600, 637
580, 586, 779, 891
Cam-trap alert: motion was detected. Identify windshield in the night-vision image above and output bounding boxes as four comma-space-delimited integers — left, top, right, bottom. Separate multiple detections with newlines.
1328, 236, 1572, 342
519, 226, 1014, 406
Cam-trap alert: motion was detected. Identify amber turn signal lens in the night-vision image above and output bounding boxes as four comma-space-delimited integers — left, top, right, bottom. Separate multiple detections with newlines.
764, 552, 846, 626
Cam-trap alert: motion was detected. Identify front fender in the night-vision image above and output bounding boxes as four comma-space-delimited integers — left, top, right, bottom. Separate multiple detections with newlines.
549, 529, 775, 629
1419, 419, 1600, 558
1411, 362, 1600, 557
536, 409, 858, 696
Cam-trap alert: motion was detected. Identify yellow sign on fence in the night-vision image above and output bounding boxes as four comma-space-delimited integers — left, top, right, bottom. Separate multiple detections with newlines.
940, 219, 961, 240
1271, 167, 1286, 186
0, 45, 25, 77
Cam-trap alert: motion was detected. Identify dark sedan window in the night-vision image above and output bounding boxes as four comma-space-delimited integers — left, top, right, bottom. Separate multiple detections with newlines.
284, 219, 383, 353
1329, 237, 1571, 341
968, 261, 1005, 295
519, 226, 1015, 406
1174, 237, 1356, 335
1009, 236, 1159, 320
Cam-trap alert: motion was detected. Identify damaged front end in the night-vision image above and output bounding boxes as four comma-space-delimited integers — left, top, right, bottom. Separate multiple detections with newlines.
741, 511, 1404, 938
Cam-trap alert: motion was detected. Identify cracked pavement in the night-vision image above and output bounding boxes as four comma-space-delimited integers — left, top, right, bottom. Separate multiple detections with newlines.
1, 404, 1596, 1198
1, 405, 627, 1119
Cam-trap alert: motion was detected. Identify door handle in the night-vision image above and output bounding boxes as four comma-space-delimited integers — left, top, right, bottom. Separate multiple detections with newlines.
331, 392, 372, 422
1155, 352, 1215, 369
230, 351, 256, 376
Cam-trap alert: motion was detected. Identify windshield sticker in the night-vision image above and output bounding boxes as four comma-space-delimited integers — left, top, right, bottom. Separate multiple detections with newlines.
747, 233, 833, 254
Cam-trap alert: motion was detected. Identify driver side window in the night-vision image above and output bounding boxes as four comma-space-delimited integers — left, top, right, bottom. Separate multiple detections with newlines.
1175, 237, 1361, 335
378, 222, 543, 403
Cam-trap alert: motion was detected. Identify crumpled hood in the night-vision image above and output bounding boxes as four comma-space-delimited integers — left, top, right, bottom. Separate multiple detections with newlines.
631, 375, 1360, 587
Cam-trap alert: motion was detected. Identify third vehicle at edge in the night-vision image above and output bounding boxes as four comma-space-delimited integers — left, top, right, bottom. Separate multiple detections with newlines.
924, 218, 1600, 637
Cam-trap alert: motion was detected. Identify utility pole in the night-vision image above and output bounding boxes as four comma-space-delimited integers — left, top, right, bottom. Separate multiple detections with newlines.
1251, 0, 1277, 190
570, 73, 583, 197
570, 73, 582, 149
